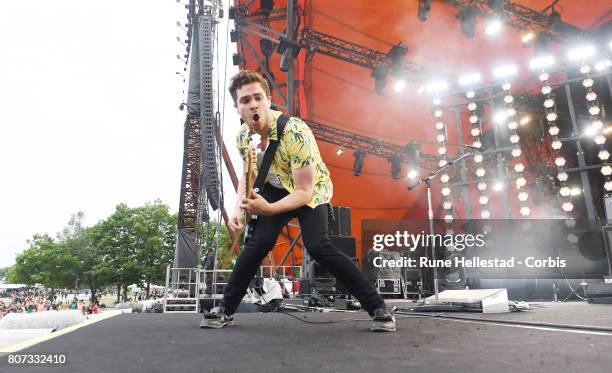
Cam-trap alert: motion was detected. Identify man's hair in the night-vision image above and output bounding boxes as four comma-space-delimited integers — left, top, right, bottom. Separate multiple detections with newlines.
228, 70, 271, 104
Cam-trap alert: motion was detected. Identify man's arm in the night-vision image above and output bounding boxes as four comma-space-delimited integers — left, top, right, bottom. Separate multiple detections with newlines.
228, 161, 248, 231
241, 164, 314, 216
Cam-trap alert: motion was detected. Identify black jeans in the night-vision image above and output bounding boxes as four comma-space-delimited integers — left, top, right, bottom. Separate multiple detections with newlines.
221, 184, 385, 316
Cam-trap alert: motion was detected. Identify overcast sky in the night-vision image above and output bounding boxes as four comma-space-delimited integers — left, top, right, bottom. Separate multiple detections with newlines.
0, 0, 241, 268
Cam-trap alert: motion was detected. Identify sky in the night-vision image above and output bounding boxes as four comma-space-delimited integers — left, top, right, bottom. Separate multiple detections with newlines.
0, 0, 241, 268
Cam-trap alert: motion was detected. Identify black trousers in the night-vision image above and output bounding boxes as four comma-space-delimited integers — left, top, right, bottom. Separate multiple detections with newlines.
221, 184, 385, 316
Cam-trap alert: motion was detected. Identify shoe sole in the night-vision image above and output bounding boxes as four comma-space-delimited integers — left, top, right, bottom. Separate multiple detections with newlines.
199, 320, 234, 329
370, 325, 396, 332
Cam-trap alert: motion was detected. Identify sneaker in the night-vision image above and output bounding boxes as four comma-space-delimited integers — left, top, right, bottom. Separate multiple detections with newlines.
199, 306, 234, 329
370, 306, 396, 332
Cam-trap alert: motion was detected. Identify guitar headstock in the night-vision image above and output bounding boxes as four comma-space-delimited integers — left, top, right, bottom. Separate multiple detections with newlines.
245, 134, 262, 199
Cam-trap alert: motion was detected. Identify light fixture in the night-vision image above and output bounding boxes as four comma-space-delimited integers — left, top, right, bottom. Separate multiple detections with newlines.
459, 72, 482, 86
426, 80, 449, 94
393, 79, 406, 93
567, 45, 596, 61
485, 18, 502, 36
493, 64, 518, 79
529, 55, 555, 70
336, 146, 345, 156
520, 116, 531, 125
353, 150, 365, 176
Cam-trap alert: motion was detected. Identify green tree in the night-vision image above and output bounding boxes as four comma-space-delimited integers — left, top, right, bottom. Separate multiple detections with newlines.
0, 266, 11, 282
9, 234, 79, 295
198, 220, 235, 269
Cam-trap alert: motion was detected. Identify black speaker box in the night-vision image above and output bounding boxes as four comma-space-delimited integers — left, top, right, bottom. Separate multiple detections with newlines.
301, 236, 357, 294
329, 206, 352, 236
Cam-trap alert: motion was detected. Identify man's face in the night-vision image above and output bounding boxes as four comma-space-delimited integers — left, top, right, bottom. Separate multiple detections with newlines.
235, 82, 272, 135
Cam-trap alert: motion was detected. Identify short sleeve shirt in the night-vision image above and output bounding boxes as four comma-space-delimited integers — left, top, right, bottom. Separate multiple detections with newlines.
236, 110, 333, 208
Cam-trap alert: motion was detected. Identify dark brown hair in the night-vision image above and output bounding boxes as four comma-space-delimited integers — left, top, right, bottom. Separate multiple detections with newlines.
228, 70, 271, 104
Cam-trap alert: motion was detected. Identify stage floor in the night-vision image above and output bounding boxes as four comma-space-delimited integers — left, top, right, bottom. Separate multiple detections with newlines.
1, 302, 612, 372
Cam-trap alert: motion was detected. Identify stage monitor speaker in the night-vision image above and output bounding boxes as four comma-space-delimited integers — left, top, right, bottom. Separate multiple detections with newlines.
329, 206, 352, 237
426, 289, 510, 313
302, 236, 357, 294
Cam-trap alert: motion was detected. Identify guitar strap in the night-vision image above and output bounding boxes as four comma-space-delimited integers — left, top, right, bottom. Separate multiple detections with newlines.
252, 114, 289, 193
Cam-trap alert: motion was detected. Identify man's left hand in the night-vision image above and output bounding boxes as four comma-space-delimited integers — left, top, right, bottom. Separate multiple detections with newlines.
240, 192, 274, 216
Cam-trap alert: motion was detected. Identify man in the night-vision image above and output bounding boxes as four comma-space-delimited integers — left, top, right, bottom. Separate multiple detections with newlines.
200, 70, 395, 332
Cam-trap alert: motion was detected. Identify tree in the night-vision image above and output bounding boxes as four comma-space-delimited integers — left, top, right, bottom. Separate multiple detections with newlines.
198, 220, 235, 269
0, 266, 11, 282
9, 234, 79, 295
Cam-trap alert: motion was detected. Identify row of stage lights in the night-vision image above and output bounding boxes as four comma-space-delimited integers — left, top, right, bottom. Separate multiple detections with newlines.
388, 42, 612, 96
425, 44, 611, 221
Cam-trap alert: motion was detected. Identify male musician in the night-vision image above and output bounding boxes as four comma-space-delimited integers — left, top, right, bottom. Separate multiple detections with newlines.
200, 70, 395, 332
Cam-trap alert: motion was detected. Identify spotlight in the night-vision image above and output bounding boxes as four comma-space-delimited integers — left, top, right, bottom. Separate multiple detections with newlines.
458, 72, 482, 86
418, 0, 432, 22
519, 116, 531, 125
277, 39, 302, 72
393, 79, 406, 92
354, 150, 366, 176
230, 30, 239, 43
425, 80, 449, 94
493, 181, 504, 191
485, 18, 502, 36
493, 110, 507, 124
261, 0, 274, 16
390, 155, 402, 179
493, 64, 518, 79
457, 8, 478, 38
260, 39, 275, 57
336, 146, 345, 156
521, 31, 535, 45
529, 55, 555, 70
372, 66, 388, 95
232, 53, 242, 66
407, 169, 419, 179
567, 45, 596, 62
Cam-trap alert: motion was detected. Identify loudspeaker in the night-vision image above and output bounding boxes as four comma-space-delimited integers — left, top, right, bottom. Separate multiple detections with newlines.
301, 236, 357, 294
330, 236, 356, 258
329, 206, 352, 236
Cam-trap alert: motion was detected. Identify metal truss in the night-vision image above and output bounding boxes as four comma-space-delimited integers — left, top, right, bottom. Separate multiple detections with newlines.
177, 115, 202, 229
440, 0, 588, 40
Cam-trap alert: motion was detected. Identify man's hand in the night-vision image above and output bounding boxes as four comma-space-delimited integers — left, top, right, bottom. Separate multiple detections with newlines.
228, 210, 245, 232
240, 191, 274, 216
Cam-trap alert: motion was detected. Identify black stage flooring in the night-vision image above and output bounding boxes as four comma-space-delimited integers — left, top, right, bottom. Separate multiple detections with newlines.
2, 302, 612, 373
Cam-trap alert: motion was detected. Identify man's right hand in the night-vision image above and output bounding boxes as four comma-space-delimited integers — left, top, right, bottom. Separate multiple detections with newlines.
228, 210, 245, 232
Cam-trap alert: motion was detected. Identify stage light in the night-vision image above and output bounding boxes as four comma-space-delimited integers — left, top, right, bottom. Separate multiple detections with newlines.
390, 155, 402, 179
506, 107, 516, 117
567, 45, 595, 61
586, 92, 597, 101
468, 102, 477, 111
438, 146, 447, 155
510, 134, 520, 144
435, 121, 445, 130
562, 202, 574, 212
472, 140, 482, 148
582, 78, 594, 88
393, 80, 406, 93
476, 168, 486, 177
551, 140, 562, 150
417, 85, 425, 94
555, 157, 566, 167
336, 146, 345, 156
433, 97, 442, 106
477, 182, 488, 191
440, 174, 450, 183
584, 125, 597, 137
598, 150, 610, 161
514, 163, 525, 173
520, 116, 531, 125
557, 172, 568, 182
570, 187, 582, 196
353, 150, 365, 176
602, 165, 612, 176
594, 135, 606, 145
580, 64, 591, 74
493, 64, 518, 79
543, 98, 555, 108
426, 80, 449, 94
508, 120, 518, 130
516, 177, 527, 187
542, 85, 552, 95
407, 169, 419, 179
260, 0, 274, 16
434, 109, 443, 118
469, 115, 479, 124
459, 72, 482, 86
439, 159, 448, 167
466, 90, 476, 99
560, 186, 571, 197
605, 181, 612, 192
592, 120, 603, 130
479, 195, 489, 205
493, 111, 507, 124
372, 66, 387, 95
518, 192, 528, 201
485, 18, 502, 36
441, 187, 451, 196
503, 94, 514, 104
457, 8, 478, 38
471, 128, 481, 136
520, 206, 531, 216
539, 72, 550, 81
522, 31, 535, 45
588, 105, 601, 116
546, 112, 557, 122
511, 148, 522, 157
443, 201, 453, 210
418, 0, 432, 22
548, 126, 559, 136
529, 55, 555, 70
437, 133, 446, 142
481, 210, 491, 219
444, 214, 454, 223
474, 153, 483, 163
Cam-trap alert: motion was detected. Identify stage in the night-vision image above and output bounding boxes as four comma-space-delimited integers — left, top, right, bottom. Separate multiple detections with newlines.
2, 301, 612, 372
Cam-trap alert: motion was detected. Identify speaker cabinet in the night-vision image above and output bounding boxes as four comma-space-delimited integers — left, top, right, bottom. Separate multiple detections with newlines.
329, 206, 352, 237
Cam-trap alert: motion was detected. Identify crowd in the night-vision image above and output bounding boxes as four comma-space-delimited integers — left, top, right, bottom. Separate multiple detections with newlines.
0, 290, 105, 320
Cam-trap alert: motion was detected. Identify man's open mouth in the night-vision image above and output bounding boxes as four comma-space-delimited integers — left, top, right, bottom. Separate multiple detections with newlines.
253, 114, 260, 122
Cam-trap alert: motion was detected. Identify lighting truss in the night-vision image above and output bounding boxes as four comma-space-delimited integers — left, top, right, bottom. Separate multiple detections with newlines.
440, 0, 588, 40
